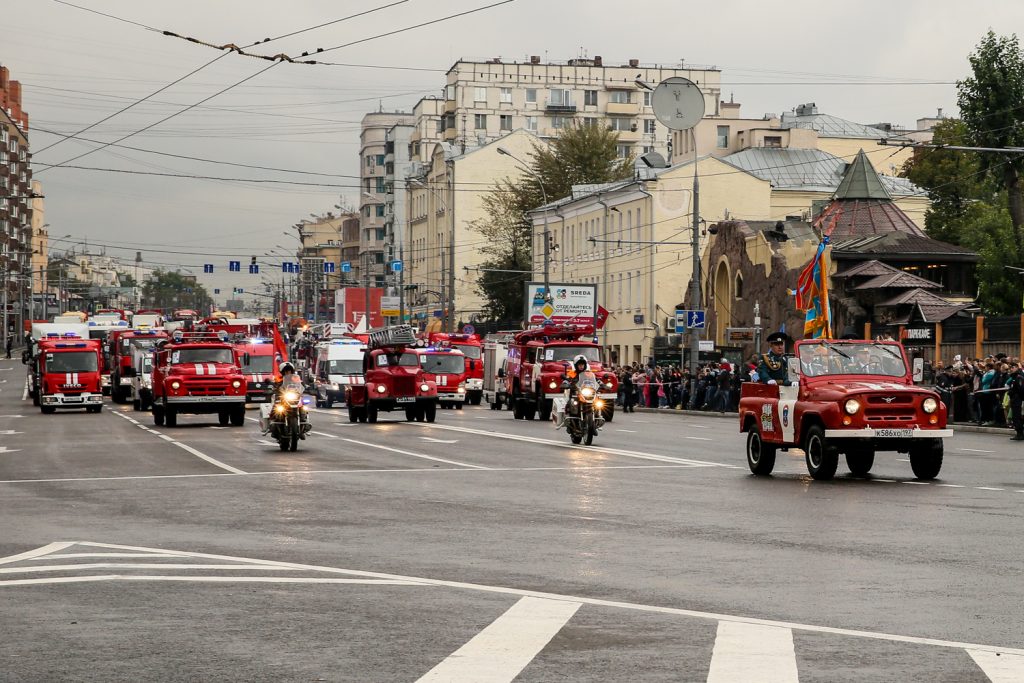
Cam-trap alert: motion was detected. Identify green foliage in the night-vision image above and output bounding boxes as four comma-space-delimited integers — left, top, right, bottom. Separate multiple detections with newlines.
141, 270, 213, 312
471, 124, 633, 321
970, 202, 1023, 315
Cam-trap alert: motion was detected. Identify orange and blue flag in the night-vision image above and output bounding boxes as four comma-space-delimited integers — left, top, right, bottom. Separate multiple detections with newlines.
791, 236, 833, 339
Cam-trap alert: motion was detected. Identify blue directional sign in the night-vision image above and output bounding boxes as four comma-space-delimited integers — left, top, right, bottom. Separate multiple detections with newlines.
214, 288, 220, 295
203, 264, 214, 274
675, 309, 705, 332
228, 260, 241, 272
324, 262, 336, 274
391, 260, 403, 273
248, 264, 259, 274
341, 261, 351, 273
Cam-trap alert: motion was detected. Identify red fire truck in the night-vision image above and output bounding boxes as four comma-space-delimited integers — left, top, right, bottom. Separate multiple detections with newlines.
739, 339, 951, 480
34, 335, 105, 414
427, 332, 484, 405
108, 329, 168, 404
347, 326, 438, 423
418, 346, 468, 409
150, 331, 248, 427
506, 324, 618, 422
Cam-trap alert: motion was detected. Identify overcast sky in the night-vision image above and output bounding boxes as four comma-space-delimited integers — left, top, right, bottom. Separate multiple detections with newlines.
5, 0, 1022, 306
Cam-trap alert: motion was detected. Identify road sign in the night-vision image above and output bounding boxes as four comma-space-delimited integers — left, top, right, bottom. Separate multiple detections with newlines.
391, 260, 403, 273
229, 260, 241, 272
651, 77, 706, 131
341, 261, 351, 273
324, 262, 336, 274
462, 324, 475, 335
675, 309, 705, 331
248, 264, 259, 274
698, 340, 715, 352
203, 264, 214, 273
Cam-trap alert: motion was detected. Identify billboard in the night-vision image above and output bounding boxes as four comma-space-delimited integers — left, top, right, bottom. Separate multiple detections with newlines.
525, 282, 596, 326
381, 296, 400, 317
335, 287, 384, 329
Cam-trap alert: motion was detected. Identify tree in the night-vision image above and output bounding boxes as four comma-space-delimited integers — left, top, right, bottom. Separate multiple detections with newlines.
957, 31, 1024, 237
471, 123, 634, 321
141, 270, 213, 312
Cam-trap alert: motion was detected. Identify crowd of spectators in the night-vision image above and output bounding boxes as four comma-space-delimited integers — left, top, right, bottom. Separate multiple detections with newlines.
934, 354, 1023, 431
611, 357, 764, 413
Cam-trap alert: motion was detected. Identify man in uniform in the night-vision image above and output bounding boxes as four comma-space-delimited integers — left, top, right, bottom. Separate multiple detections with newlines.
757, 332, 792, 386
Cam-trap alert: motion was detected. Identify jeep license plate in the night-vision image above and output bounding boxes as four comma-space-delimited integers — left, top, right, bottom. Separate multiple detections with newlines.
876, 428, 913, 438
396, 397, 414, 403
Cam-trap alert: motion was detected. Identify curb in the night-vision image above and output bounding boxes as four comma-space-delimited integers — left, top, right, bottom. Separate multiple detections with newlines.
631, 407, 1015, 435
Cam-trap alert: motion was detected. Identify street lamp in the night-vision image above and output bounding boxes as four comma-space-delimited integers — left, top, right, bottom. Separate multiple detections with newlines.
497, 146, 552, 307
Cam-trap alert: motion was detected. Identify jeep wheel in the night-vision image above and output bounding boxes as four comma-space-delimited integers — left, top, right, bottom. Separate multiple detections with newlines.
845, 447, 875, 476
746, 428, 777, 475
909, 439, 943, 480
804, 425, 838, 480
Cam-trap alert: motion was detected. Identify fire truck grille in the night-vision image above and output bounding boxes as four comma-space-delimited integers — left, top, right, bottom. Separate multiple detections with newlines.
392, 376, 416, 395
184, 380, 230, 396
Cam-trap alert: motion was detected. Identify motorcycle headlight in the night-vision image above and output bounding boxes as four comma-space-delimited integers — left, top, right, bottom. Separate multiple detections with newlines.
922, 397, 938, 414
594, 399, 605, 410
420, 383, 429, 392
580, 387, 595, 399
549, 381, 558, 390
844, 399, 861, 415
275, 404, 285, 414
376, 385, 386, 394
283, 390, 299, 402
170, 380, 180, 390
232, 380, 242, 389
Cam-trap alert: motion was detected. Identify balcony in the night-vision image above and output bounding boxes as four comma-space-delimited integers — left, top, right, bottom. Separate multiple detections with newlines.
606, 102, 640, 116
444, 99, 457, 114
544, 100, 577, 114
614, 130, 642, 143
443, 127, 458, 141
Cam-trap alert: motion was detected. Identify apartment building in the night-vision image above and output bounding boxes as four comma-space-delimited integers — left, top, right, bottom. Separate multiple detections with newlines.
438, 57, 721, 160
1, 65, 33, 338
383, 123, 413, 272
359, 111, 413, 288
297, 213, 355, 321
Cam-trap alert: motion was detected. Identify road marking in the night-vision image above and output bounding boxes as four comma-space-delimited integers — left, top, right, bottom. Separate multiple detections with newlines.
0, 430, 23, 435
873, 479, 898, 483
419, 437, 459, 444
417, 597, 580, 682
707, 621, 798, 683
0, 575, 424, 587
0, 563, 312, 574
685, 436, 712, 441
936, 484, 965, 488
960, 448, 995, 453
0, 446, 22, 454
333, 422, 358, 427
975, 487, 1005, 491
902, 481, 930, 485
0, 415, 23, 418
310, 431, 337, 438
338, 437, 487, 469
113, 412, 245, 474
256, 440, 277, 446
616, 429, 637, 433
0, 542, 75, 565
156, 434, 174, 442
32, 553, 182, 560
409, 423, 727, 468
967, 649, 1024, 682
8, 540, 1023, 659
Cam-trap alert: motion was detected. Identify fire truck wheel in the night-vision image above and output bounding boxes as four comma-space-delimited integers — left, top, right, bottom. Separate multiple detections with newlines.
367, 405, 378, 423
40, 405, 56, 415
424, 402, 437, 423
153, 406, 165, 426
804, 425, 838, 480
845, 447, 875, 476
87, 405, 102, 414
746, 427, 777, 475
909, 440, 943, 480
132, 398, 141, 411
218, 411, 230, 426
165, 408, 178, 428
537, 399, 552, 422
523, 401, 536, 420
230, 406, 245, 427
455, 403, 463, 411
348, 408, 358, 423
512, 400, 523, 419
405, 407, 417, 421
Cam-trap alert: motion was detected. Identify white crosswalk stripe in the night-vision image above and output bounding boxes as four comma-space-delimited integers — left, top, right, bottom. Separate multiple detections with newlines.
707, 621, 799, 682
967, 649, 1024, 682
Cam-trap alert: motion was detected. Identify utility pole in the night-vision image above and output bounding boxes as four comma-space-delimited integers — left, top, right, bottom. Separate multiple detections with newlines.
447, 173, 456, 333
398, 242, 405, 324
364, 252, 371, 330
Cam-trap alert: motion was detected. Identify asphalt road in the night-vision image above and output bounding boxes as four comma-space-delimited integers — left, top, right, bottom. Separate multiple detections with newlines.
2, 356, 1023, 682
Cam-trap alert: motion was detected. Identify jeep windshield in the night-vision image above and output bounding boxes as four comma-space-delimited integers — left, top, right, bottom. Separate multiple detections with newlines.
46, 352, 98, 373
544, 345, 601, 363
421, 354, 465, 375
172, 348, 235, 365
798, 342, 906, 377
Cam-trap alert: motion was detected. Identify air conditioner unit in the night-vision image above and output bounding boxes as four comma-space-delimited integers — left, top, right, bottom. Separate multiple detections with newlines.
666, 316, 678, 330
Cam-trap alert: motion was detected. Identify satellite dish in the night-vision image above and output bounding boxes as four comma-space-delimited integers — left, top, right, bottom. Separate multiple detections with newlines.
651, 77, 705, 131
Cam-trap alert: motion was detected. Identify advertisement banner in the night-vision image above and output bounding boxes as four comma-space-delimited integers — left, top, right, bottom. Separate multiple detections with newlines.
335, 288, 384, 329
381, 296, 400, 317
525, 282, 597, 326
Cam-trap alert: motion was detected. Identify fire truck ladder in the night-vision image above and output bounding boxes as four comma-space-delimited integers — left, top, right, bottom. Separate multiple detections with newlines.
368, 325, 418, 349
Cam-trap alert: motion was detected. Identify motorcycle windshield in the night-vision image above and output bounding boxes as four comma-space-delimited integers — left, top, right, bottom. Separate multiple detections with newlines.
578, 377, 599, 390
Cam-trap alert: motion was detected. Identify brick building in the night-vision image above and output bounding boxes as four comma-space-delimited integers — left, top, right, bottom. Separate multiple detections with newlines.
0, 65, 34, 341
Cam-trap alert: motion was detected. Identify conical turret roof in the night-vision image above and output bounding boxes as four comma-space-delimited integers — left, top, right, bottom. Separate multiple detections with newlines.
834, 149, 892, 200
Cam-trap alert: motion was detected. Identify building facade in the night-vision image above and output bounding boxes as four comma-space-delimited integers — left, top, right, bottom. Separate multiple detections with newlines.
1, 65, 33, 338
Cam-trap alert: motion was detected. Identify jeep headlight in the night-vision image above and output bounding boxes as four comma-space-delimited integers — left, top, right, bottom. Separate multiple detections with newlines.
922, 397, 938, 414
844, 399, 861, 415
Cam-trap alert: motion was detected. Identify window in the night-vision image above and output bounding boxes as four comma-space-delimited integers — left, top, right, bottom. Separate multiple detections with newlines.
643, 119, 656, 134
643, 91, 651, 107
375, 205, 385, 217
609, 90, 631, 104
581, 118, 599, 128
362, 206, 371, 217
735, 273, 744, 300
365, 155, 373, 168
374, 253, 385, 264
642, 146, 654, 155
500, 114, 512, 131
446, 84, 456, 100
717, 125, 730, 148
499, 87, 512, 103
375, 177, 385, 193
584, 90, 598, 106
609, 118, 634, 131
526, 116, 538, 132
376, 154, 385, 165
474, 87, 487, 102
616, 144, 632, 159
764, 135, 783, 148
549, 89, 572, 106
435, 119, 444, 133
525, 88, 537, 103
551, 116, 568, 130
474, 114, 487, 129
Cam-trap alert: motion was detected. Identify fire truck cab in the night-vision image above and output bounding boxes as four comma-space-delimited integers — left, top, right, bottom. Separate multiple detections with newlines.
739, 339, 951, 480
427, 332, 484, 405
418, 346, 468, 409
233, 337, 280, 403
150, 331, 247, 427
34, 334, 105, 414
347, 326, 438, 423
108, 329, 167, 404
506, 324, 618, 422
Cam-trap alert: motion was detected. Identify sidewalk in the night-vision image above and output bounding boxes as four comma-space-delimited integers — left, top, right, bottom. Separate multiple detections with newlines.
631, 406, 1014, 435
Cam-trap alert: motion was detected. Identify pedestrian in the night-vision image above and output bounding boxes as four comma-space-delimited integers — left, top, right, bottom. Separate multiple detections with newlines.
4, 335, 12, 360
1006, 361, 1024, 441
622, 369, 635, 413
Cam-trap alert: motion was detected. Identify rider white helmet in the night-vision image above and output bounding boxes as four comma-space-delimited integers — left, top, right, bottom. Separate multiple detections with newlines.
573, 354, 589, 371
279, 362, 295, 375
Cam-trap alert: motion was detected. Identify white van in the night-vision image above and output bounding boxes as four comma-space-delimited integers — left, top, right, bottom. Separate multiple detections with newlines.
312, 339, 365, 408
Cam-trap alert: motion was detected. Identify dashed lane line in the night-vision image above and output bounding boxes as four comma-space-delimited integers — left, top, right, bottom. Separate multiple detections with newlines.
337, 437, 488, 469
112, 412, 245, 475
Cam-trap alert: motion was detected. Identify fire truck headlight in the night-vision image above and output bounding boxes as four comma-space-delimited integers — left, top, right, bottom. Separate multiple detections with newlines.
232, 380, 242, 389
170, 381, 181, 390
457, 386, 465, 394
605, 381, 614, 388
548, 381, 558, 390
844, 399, 861, 415
376, 385, 386, 394
922, 397, 938, 414
420, 383, 429, 392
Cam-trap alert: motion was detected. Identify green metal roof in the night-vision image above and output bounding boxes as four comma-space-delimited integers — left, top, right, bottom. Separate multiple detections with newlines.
834, 149, 892, 200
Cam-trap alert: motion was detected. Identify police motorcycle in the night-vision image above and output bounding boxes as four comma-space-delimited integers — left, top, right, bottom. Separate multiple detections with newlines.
553, 354, 606, 445
259, 362, 312, 452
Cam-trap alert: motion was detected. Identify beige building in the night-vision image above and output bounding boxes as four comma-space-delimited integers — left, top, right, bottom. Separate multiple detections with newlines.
406, 129, 538, 329
297, 213, 354, 320
31, 180, 46, 296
